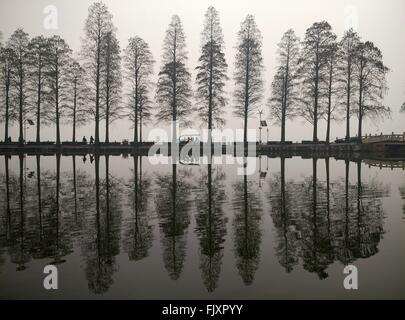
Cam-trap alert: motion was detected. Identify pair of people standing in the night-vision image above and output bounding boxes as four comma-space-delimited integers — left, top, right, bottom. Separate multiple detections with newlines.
82, 136, 94, 144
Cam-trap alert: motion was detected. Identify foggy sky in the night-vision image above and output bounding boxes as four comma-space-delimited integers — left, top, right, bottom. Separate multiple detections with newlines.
0, 0, 404, 142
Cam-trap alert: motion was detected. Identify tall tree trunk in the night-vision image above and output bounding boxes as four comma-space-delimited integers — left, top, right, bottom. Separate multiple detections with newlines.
134, 61, 138, 146
345, 55, 351, 141
95, 33, 101, 145
358, 111, 363, 142
105, 49, 110, 144
243, 35, 250, 147
4, 71, 10, 142
72, 80, 77, 142
172, 30, 178, 159
344, 159, 349, 250
36, 59, 42, 143
357, 65, 363, 143
325, 157, 331, 237
37, 155, 42, 240
134, 155, 138, 233
326, 60, 333, 145
105, 100, 109, 143
313, 44, 319, 143
139, 113, 143, 143
5, 156, 11, 241
19, 61, 24, 145
55, 61, 60, 146
281, 46, 290, 144
95, 154, 101, 259
208, 28, 213, 146
72, 155, 77, 220
19, 154, 25, 266
56, 153, 61, 254
106, 155, 110, 231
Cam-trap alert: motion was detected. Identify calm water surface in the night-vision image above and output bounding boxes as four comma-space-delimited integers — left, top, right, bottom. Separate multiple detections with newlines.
0, 154, 404, 299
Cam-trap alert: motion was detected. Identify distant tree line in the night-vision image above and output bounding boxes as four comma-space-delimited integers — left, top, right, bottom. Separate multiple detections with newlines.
0, 2, 393, 145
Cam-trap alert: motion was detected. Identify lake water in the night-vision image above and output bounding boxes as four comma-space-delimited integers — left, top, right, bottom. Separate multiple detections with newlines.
0, 154, 404, 299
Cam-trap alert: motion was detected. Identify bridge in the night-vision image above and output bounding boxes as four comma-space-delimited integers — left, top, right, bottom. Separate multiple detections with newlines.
363, 159, 405, 170
362, 133, 405, 144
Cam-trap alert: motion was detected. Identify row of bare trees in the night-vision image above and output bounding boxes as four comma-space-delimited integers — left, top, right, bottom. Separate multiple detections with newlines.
0, 3, 394, 145
269, 24, 391, 144
0, 30, 88, 144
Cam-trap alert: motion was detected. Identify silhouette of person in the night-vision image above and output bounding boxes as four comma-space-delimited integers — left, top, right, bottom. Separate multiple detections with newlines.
90, 136, 94, 144
83, 136, 87, 144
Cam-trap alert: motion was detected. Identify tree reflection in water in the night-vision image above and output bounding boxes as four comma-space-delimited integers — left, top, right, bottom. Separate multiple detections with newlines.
194, 161, 227, 292
233, 161, 263, 285
123, 155, 153, 261
155, 163, 192, 280
0, 154, 396, 295
269, 157, 389, 279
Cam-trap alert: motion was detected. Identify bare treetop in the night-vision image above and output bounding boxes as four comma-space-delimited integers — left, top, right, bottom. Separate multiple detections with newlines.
201, 6, 224, 48
162, 15, 188, 63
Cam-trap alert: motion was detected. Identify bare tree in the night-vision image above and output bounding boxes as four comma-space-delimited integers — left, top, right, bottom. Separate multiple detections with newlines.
65, 60, 88, 142
101, 31, 122, 143
323, 40, 338, 144
45, 35, 72, 145
81, 1, 114, 144
156, 15, 192, 144
298, 21, 336, 143
233, 15, 264, 145
353, 41, 390, 141
7, 29, 30, 144
28, 36, 50, 143
195, 6, 228, 142
337, 28, 360, 141
0, 40, 15, 141
138, 89, 153, 143
124, 36, 154, 145
268, 29, 300, 143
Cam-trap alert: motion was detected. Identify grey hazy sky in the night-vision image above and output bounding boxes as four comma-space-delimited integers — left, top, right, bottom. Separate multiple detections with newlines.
0, 0, 404, 142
